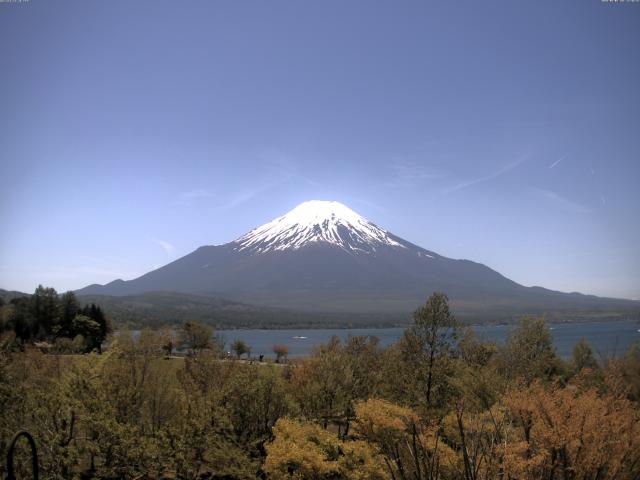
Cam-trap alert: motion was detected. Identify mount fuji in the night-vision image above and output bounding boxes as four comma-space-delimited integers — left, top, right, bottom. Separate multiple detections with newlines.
77, 201, 638, 321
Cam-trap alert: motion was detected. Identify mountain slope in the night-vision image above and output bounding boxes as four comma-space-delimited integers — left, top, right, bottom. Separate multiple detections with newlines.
77, 201, 639, 319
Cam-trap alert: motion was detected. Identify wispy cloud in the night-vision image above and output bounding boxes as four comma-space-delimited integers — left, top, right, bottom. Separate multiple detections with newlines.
549, 155, 566, 169
445, 154, 529, 193
222, 190, 262, 210
351, 197, 389, 216
150, 238, 176, 255
386, 160, 447, 188
220, 175, 293, 210
299, 175, 323, 188
531, 187, 592, 214
176, 189, 213, 206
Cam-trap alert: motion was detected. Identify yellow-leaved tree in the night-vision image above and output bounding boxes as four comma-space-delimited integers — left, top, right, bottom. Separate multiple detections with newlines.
502, 381, 640, 479
264, 417, 389, 479
353, 398, 460, 480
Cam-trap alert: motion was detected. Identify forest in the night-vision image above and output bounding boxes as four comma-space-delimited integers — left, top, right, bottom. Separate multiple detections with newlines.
0, 286, 110, 353
1, 292, 640, 479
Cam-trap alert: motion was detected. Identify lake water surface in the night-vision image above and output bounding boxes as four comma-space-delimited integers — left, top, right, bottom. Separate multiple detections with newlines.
215, 319, 640, 359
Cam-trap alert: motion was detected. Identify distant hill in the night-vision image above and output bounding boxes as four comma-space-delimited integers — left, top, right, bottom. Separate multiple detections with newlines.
4, 286, 637, 330
0, 288, 29, 303
76, 201, 640, 323
76, 291, 408, 329
77, 291, 638, 329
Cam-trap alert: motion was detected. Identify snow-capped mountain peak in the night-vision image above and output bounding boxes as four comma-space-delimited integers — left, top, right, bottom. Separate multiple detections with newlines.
234, 200, 406, 254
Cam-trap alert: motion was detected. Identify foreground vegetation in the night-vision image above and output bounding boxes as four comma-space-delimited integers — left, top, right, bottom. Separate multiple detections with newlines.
1, 293, 640, 479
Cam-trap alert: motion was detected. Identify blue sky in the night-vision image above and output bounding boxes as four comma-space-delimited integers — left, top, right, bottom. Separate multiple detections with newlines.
1, 0, 639, 299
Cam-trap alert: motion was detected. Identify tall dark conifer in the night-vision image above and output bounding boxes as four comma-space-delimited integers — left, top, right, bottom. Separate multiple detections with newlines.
30, 285, 59, 337
58, 291, 79, 337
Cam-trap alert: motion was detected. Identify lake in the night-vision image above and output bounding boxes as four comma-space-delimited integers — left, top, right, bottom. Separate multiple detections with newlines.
215, 319, 640, 359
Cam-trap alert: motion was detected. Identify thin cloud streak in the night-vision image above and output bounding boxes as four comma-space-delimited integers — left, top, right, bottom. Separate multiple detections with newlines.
351, 197, 390, 216
386, 160, 447, 188
549, 155, 566, 169
531, 187, 592, 214
220, 175, 293, 210
176, 189, 213, 206
445, 154, 529, 193
150, 238, 176, 255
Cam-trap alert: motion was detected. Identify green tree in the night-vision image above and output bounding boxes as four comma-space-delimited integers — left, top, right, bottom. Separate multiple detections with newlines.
620, 342, 640, 401
458, 328, 497, 368
7, 297, 35, 342
231, 339, 250, 359
159, 327, 175, 358
80, 304, 111, 349
58, 291, 79, 338
497, 316, 560, 384
0, 289, 110, 349
290, 336, 354, 430
179, 320, 212, 354
402, 292, 461, 409
30, 285, 59, 337
224, 365, 294, 444
571, 338, 598, 373
72, 314, 102, 352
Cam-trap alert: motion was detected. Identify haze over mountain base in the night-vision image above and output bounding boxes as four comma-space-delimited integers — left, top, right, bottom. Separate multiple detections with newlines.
76, 201, 639, 325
